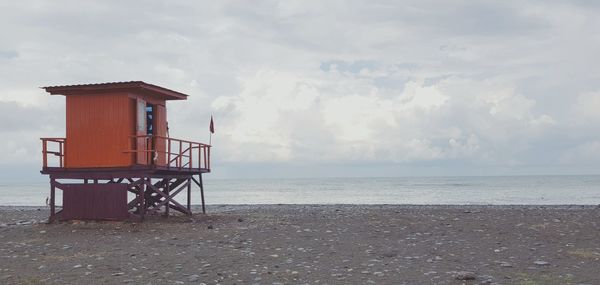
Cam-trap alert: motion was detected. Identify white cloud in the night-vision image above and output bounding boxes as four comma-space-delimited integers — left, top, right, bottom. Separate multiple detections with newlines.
0, 0, 599, 178
572, 91, 600, 124
211, 69, 558, 166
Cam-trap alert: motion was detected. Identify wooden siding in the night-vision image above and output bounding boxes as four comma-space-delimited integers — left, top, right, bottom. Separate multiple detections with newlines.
65, 93, 135, 168
61, 183, 129, 220
155, 104, 167, 166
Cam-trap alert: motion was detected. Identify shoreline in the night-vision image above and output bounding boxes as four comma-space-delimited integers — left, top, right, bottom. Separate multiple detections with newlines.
1, 203, 599, 209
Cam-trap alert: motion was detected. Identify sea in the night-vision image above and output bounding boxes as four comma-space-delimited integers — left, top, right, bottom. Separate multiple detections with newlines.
0, 175, 599, 206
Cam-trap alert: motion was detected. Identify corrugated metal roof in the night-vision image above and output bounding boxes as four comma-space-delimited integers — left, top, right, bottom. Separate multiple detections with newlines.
42, 81, 145, 89
42, 81, 189, 100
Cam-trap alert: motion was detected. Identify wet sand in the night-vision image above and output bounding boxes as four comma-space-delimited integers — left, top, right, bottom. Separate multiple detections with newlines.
0, 205, 599, 284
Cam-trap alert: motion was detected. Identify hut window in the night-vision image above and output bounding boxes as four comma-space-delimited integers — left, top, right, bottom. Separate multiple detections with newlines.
146, 104, 154, 135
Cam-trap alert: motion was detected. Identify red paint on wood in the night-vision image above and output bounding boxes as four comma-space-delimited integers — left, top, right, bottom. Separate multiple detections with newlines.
155, 105, 167, 166
61, 183, 129, 220
65, 93, 135, 167
41, 82, 208, 171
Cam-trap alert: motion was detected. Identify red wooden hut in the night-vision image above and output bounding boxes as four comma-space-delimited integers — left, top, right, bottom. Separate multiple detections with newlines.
40, 81, 211, 221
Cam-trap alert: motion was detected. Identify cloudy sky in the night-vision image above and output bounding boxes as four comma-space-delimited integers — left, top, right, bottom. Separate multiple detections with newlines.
1, 1, 599, 182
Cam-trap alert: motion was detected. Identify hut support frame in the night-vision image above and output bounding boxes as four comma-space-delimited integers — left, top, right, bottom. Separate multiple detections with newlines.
48, 172, 205, 222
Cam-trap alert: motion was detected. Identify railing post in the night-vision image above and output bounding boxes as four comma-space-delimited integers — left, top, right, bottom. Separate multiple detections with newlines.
203, 147, 207, 170
42, 139, 48, 168
152, 136, 157, 165
167, 138, 171, 169
147, 136, 151, 165
189, 142, 192, 169
62, 139, 66, 168
59, 141, 63, 168
208, 146, 211, 170
178, 140, 182, 169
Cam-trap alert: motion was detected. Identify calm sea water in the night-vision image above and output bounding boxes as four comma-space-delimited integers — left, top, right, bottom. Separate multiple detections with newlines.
0, 175, 599, 206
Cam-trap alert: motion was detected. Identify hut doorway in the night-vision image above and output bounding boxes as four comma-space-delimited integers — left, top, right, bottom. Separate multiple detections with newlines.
146, 104, 155, 136
135, 98, 155, 165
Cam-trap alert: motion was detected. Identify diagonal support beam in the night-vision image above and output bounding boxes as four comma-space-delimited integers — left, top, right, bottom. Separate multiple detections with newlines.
144, 179, 191, 215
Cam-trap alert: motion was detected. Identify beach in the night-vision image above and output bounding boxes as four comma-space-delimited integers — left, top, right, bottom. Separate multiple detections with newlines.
0, 205, 599, 284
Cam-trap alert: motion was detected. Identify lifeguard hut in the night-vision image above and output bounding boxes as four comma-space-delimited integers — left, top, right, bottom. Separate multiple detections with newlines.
40, 81, 211, 221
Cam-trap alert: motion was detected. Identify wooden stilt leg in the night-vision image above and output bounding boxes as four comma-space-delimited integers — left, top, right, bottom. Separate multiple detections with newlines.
50, 177, 56, 222
164, 178, 170, 217
140, 177, 146, 220
187, 178, 191, 213
199, 174, 206, 214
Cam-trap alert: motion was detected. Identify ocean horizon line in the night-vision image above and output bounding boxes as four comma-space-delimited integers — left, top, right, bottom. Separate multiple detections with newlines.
2, 175, 599, 206
3, 173, 600, 185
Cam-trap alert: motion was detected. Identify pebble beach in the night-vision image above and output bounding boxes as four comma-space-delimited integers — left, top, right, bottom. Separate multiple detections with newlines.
0, 205, 599, 284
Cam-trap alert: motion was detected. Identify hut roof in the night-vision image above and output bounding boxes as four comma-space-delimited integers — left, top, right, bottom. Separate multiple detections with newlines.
42, 81, 188, 100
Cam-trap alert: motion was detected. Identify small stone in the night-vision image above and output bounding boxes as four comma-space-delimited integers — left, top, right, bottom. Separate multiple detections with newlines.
237, 218, 244, 222
112, 272, 125, 276
533, 260, 550, 266
479, 275, 494, 284
499, 262, 513, 268
494, 247, 507, 253
39, 230, 46, 234
73, 264, 82, 269
207, 225, 214, 230
382, 251, 397, 258
455, 271, 477, 280
188, 274, 200, 282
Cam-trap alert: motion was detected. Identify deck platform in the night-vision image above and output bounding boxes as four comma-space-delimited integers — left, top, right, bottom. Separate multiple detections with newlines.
42, 167, 207, 222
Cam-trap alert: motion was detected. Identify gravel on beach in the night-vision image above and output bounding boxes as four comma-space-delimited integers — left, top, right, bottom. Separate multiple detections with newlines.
0, 204, 599, 284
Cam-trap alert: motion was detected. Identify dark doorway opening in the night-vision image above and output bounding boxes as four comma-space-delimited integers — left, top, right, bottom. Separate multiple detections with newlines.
146, 104, 154, 135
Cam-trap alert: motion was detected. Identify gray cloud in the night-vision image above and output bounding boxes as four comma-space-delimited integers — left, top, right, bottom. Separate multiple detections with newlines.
0, 0, 599, 180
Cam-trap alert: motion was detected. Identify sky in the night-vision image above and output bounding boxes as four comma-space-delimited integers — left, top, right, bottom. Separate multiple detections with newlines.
0, 0, 599, 182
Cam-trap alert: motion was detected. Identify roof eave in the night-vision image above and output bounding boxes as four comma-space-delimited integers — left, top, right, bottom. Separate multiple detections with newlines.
41, 81, 189, 100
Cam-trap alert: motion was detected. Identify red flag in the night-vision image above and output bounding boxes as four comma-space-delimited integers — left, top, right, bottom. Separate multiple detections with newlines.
209, 116, 214, 134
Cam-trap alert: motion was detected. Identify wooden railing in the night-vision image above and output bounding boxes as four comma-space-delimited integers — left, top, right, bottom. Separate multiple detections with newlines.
130, 135, 211, 171
41, 138, 66, 168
